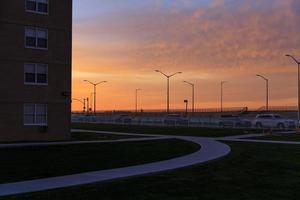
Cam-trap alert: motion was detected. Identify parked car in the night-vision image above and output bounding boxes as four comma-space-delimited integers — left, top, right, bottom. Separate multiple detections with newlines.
114, 114, 133, 124
163, 114, 188, 126
253, 113, 296, 129
218, 114, 252, 128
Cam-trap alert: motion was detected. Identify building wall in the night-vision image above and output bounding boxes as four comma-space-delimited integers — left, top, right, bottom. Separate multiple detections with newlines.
0, 0, 72, 141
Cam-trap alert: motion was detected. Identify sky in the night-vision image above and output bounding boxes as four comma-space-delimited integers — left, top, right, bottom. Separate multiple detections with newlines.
72, 0, 300, 111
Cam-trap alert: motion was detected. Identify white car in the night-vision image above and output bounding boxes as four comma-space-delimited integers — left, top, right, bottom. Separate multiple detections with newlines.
253, 114, 296, 129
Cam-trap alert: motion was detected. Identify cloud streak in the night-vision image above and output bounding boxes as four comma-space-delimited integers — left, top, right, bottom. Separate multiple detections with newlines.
72, 0, 300, 110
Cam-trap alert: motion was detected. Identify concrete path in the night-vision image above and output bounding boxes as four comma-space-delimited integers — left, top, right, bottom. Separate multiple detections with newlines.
0, 132, 231, 197
217, 133, 267, 140
220, 138, 300, 145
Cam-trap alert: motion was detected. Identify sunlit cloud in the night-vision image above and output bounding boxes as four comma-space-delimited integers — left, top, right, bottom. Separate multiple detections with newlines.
72, 0, 300, 111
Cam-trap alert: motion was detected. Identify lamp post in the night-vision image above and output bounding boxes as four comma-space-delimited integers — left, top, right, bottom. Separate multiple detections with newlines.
84, 80, 107, 114
184, 99, 188, 116
256, 74, 269, 111
286, 54, 300, 126
221, 81, 227, 112
135, 88, 141, 113
90, 93, 93, 112
155, 70, 182, 113
72, 98, 86, 112
86, 97, 89, 113
183, 81, 195, 113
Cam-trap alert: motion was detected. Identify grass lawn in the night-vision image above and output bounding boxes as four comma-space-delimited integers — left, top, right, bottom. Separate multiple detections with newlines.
0, 132, 140, 144
0, 139, 199, 184
72, 123, 261, 137
5, 142, 300, 200
249, 133, 300, 141
71, 131, 142, 141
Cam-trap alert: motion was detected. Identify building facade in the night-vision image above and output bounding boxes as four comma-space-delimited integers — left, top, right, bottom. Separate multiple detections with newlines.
0, 0, 72, 141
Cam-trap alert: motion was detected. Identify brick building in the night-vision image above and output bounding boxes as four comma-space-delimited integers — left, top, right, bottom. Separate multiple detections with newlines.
0, 0, 72, 141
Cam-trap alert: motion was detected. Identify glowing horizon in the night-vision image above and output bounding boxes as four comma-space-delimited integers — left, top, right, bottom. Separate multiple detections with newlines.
72, 0, 300, 111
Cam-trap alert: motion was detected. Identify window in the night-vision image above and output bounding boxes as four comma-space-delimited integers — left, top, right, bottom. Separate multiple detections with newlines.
26, 0, 48, 14
24, 104, 47, 125
25, 27, 48, 49
24, 63, 48, 85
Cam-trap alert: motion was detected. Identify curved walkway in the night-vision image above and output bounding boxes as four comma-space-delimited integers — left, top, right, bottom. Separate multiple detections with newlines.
0, 131, 231, 197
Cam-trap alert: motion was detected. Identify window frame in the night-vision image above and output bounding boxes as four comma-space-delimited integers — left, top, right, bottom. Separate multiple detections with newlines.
25, 0, 49, 15
24, 63, 48, 86
25, 27, 48, 50
24, 104, 48, 126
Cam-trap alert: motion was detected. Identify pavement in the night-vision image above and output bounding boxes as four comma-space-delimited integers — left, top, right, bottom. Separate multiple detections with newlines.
1, 129, 300, 197
0, 131, 230, 197
220, 138, 300, 145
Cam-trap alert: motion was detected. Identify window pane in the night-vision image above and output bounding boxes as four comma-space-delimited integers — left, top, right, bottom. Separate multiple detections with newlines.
24, 104, 35, 115
37, 3, 48, 13
25, 73, 36, 83
36, 104, 47, 115
26, 0, 36, 11
26, 37, 36, 47
24, 64, 35, 73
25, 28, 36, 37
37, 74, 47, 83
36, 115, 47, 124
37, 29, 47, 38
37, 64, 47, 73
37, 38, 47, 48
37, 64, 47, 83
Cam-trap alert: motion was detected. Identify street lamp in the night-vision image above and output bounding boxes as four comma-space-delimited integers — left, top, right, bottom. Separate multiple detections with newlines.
72, 98, 86, 112
286, 54, 300, 126
221, 81, 227, 112
84, 80, 107, 114
155, 70, 182, 113
90, 93, 94, 112
184, 99, 188, 116
256, 74, 269, 111
135, 88, 141, 113
183, 81, 195, 113
86, 97, 89, 113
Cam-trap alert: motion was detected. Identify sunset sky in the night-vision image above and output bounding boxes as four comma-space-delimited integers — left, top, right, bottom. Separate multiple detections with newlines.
72, 0, 300, 111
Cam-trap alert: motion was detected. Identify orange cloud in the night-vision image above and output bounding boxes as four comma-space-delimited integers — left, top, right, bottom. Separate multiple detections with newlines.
72, 0, 300, 111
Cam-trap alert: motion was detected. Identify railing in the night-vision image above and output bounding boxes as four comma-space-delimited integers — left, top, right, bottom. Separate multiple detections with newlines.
72, 107, 248, 115
255, 106, 298, 112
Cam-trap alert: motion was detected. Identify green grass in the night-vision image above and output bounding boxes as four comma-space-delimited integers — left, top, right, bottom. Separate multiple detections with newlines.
0, 139, 199, 184
71, 131, 141, 141
249, 133, 300, 141
5, 142, 300, 200
0, 131, 138, 144
72, 123, 261, 137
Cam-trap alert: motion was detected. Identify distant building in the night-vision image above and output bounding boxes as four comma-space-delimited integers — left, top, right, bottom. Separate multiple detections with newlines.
0, 0, 72, 141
